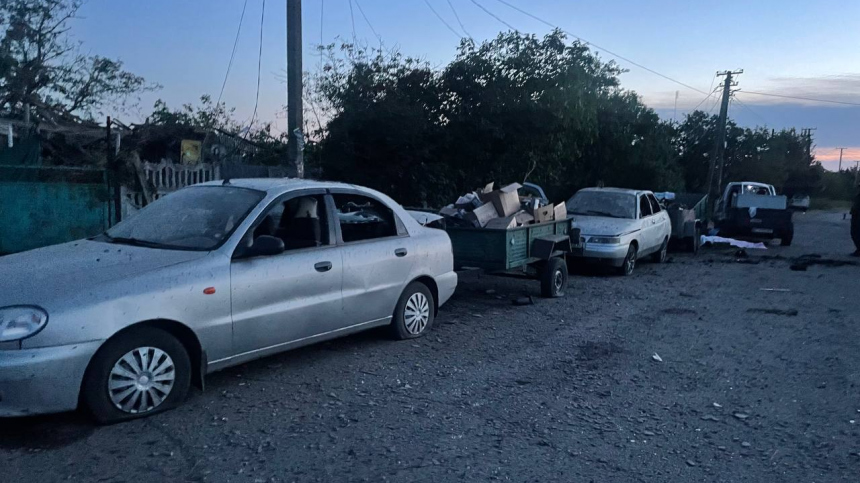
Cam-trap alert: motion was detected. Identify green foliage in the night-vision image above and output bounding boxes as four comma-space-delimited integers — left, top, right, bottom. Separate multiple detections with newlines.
0, 0, 154, 121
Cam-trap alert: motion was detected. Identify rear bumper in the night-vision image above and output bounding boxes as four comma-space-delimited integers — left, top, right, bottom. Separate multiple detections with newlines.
435, 271, 458, 307
0, 340, 102, 417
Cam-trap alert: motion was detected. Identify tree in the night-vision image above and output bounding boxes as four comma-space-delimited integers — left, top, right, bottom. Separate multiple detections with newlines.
0, 0, 154, 122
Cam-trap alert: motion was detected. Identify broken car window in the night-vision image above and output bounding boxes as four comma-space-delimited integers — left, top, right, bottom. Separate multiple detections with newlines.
333, 194, 399, 243
567, 191, 636, 219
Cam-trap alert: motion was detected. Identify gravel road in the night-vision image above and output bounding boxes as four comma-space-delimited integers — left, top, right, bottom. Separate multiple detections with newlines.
3, 210, 859, 482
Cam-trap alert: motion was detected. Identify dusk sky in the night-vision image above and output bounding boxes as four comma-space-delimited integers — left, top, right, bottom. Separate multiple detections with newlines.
73, 0, 859, 170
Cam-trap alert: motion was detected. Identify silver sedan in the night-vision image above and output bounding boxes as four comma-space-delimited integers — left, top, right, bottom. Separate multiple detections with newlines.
0, 179, 457, 423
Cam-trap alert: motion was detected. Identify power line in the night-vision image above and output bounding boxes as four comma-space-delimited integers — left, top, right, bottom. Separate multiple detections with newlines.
735, 90, 860, 107
732, 96, 769, 126
320, 0, 324, 49
248, 0, 266, 130
425, 0, 464, 39
492, 0, 709, 96
446, 0, 473, 40
691, 73, 719, 111
216, 0, 249, 107
471, 0, 518, 31
354, 0, 381, 43
347, 0, 357, 41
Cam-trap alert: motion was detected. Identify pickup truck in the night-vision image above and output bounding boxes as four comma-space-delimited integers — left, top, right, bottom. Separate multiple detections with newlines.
714, 181, 794, 246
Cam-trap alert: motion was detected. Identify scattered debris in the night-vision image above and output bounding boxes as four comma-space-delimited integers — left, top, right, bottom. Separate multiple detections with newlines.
788, 254, 859, 271
733, 413, 750, 420
746, 308, 799, 317
485, 289, 497, 295
713, 402, 723, 408
760, 288, 791, 292
686, 459, 697, 467
661, 308, 697, 316
512, 296, 535, 306
741, 441, 751, 448
701, 415, 720, 422
652, 353, 663, 362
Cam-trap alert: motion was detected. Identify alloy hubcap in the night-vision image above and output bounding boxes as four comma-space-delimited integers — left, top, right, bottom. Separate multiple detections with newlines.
626, 251, 636, 274
404, 292, 430, 335
109, 347, 175, 414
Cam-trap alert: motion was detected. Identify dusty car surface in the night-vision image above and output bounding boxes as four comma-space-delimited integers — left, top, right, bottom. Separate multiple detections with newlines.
567, 187, 672, 275
0, 179, 457, 423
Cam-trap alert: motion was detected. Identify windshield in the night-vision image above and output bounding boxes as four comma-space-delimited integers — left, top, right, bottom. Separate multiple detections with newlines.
103, 186, 265, 250
567, 191, 636, 219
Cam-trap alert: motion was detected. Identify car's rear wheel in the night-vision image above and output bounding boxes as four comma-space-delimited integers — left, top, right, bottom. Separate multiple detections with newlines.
82, 327, 191, 424
618, 244, 637, 276
390, 282, 435, 340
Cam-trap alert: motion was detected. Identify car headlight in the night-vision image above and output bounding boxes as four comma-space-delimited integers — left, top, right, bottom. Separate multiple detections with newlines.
588, 236, 621, 244
0, 306, 49, 342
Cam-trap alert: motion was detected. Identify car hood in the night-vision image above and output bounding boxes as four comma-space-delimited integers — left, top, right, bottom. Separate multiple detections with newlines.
570, 215, 638, 237
0, 240, 208, 307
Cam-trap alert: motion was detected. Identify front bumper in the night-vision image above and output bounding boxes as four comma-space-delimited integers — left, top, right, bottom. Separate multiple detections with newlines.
0, 340, 102, 417
435, 271, 458, 308
571, 243, 628, 267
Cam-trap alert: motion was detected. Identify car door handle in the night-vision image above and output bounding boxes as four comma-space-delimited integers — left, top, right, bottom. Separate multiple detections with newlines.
314, 261, 333, 272
395, 248, 408, 257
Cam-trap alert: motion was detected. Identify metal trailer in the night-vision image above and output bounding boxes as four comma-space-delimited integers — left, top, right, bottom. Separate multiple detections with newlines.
446, 218, 578, 298
664, 193, 708, 253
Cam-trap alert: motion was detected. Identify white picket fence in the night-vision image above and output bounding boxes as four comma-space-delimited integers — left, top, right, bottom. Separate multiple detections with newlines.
121, 161, 221, 219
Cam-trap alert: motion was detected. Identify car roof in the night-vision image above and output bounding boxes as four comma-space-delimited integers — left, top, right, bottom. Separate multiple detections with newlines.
197, 178, 358, 194
577, 187, 648, 196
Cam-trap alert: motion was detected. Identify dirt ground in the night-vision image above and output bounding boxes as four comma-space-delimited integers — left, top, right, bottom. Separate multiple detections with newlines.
3, 210, 859, 482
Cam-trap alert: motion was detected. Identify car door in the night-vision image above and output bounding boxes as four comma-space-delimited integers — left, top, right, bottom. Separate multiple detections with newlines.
229, 191, 344, 355
638, 194, 658, 254
647, 193, 671, 246
330, 191, 415, 327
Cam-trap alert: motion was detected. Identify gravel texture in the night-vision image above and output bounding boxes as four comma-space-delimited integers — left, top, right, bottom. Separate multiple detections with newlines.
2, 210, 859, 482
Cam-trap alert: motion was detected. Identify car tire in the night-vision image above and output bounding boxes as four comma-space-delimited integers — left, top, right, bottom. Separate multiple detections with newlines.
618, 244, 637, 276
780, 232, 793, 246
390, 282, 435, 340
540, 257, 568, 298
651, 238, 669, 263
82, 327, 191, 425
685, 226, 701, 254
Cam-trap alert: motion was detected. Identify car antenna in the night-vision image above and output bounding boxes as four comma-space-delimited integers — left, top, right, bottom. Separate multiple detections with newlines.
222, 178, 231, 186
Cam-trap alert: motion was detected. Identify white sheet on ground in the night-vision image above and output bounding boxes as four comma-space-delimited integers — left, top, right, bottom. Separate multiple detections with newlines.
700, 235, 767, 250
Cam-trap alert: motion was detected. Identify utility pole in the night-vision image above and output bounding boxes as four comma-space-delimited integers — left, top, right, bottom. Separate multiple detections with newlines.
707, 69, 742, 214
836, 147, 846, 171
286, 0, 304, 178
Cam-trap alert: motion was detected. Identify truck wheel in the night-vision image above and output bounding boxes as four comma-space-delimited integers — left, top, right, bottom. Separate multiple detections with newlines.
780, 232, 793, 246
82, 327, 191, 424
618, 244, 637, 276
651, 238, 669, 263
390, 282, 435, 340
540, 257, 568, 298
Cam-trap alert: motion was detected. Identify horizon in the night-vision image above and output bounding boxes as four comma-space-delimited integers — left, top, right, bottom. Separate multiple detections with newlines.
70, 0, 859, 170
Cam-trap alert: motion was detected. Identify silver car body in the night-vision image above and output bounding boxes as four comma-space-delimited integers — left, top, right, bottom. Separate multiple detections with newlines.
568, 187, 672, 266
0, 179, 457, 417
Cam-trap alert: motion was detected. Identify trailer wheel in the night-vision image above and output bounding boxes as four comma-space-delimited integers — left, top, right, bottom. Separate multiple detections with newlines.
780, 231, 793, 246
540, 257, 568, 298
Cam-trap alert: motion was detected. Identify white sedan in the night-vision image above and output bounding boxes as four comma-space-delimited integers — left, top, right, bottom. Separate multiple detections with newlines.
567, 188, 672, 275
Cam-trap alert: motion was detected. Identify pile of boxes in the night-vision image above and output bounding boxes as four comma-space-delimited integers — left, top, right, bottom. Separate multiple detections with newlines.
440, 182, 567, 229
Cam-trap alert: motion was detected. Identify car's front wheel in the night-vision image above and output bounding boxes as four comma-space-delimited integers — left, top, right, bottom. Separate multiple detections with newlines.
390, 282, 435, 340
82, 327, 191, 424
618, 244, 637, 276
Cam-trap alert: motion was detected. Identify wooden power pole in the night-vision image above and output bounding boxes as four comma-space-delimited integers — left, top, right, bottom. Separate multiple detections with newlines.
287, 0, 304, 178
836, 147, 846, 172
707, 69, 742, 214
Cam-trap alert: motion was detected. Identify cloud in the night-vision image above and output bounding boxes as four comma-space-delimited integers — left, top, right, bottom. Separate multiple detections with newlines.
816, 147, 860, 171
736, 74, 860, 107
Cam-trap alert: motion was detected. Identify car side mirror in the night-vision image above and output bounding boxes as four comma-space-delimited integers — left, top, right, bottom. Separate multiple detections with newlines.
247, 235, 285, 257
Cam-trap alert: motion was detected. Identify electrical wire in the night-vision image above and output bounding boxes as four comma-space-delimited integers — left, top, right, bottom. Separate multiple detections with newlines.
735, 90, 860, 107
425, 0, 464, 39
347, 0, 357, 41
446, 0, 473, 40
733, 96, 770, 126
320, 0, 324, 49
216, 0, 249, 107
691, 73, 719, 111
470, 0, 518, 31
248, 0, 266, 131
492, 0, 709, 96
354, 0, 381, 43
